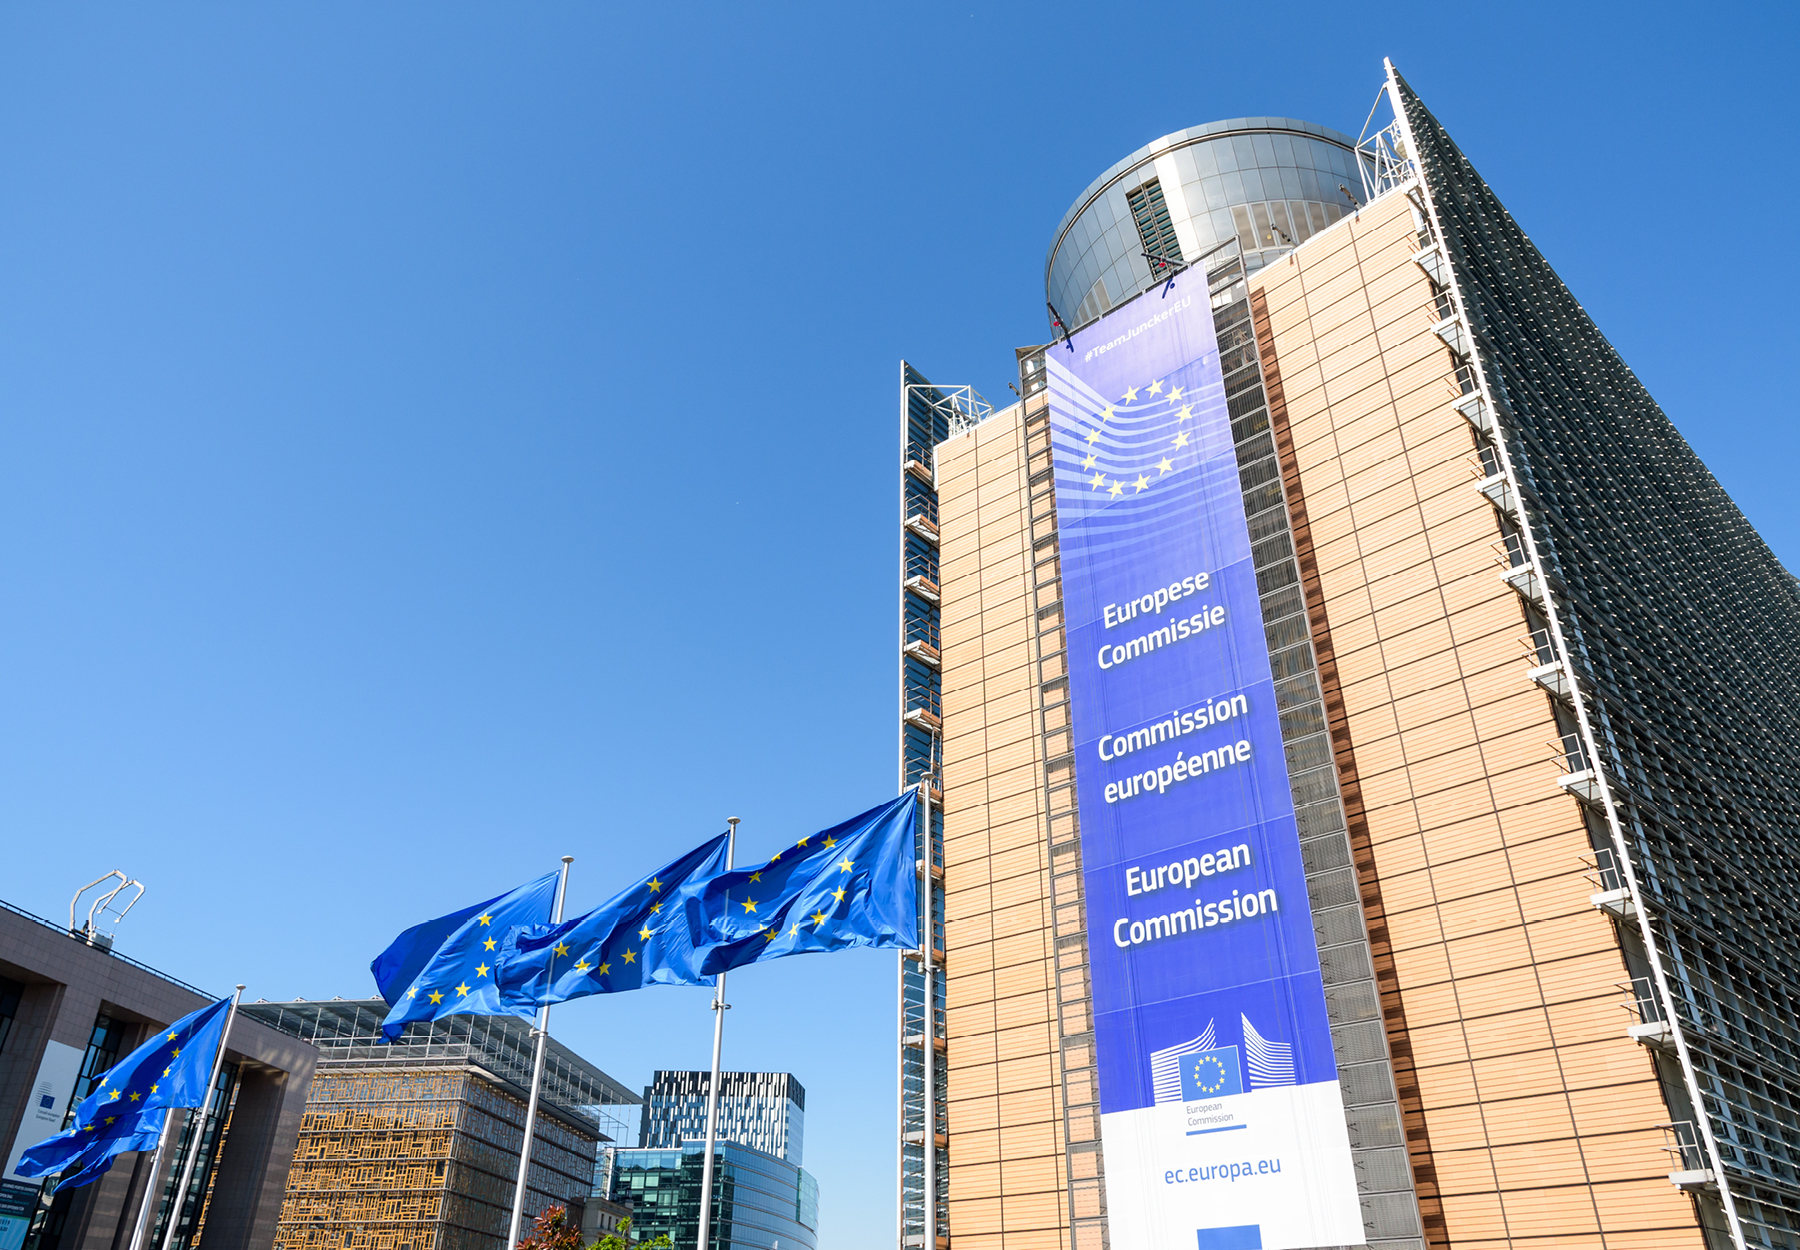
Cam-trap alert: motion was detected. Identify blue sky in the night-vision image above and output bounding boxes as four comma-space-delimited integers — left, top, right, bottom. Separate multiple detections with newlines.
1, 4, 1793, 1247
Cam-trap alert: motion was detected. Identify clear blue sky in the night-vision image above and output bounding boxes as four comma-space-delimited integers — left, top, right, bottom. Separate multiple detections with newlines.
1, 4, 1793, 1246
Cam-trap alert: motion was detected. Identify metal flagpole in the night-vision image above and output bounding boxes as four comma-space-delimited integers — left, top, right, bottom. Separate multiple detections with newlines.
156, 984, 243, 1250
695, 817, 738, 1250
505, 856, 575, 1250
124, 1112, 175, 1250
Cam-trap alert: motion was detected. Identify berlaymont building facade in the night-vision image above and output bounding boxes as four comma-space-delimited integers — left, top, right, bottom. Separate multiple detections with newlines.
896, 60, 1800, 1250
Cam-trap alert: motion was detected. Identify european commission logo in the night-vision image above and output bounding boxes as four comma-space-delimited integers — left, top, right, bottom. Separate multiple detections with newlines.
1179, 1046, 1243, 1099
1150, 1014, 1297, 1105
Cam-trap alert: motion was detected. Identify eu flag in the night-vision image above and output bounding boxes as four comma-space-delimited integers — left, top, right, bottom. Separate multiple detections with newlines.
17, 1107, 165, 1191
497, 835, 730, 1008
665, 794, 919, 979
376, 870, 560, 1040
14, 993, 234, 1189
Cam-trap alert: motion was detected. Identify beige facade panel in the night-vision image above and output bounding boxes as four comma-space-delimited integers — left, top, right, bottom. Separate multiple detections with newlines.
936, 405, 1067, 1249
1252, 189, 1701, 1248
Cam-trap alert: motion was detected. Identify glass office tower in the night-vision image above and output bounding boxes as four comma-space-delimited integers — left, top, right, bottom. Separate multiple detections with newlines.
603, 1142, 819, 1250
901, 58, 1798, 1250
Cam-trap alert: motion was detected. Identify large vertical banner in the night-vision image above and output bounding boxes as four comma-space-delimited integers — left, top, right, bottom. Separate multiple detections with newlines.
1047, 275, 1362, 1250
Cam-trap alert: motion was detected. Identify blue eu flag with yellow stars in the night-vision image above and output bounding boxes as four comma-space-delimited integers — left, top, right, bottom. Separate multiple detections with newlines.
661, 793, 919, 979
1179, 1047, 1244, 1100
14, 994, 235, 1189
497, 835, 730, 1007
375, 870, 560, 1040
17, 1107, 165, 1191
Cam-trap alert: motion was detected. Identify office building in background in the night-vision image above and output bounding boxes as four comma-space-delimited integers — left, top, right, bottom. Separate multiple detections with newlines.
0, 900, 318, 1250
600, 1141, 818, 1250
899, 58, 1800, 1250
241, 999, 637, 1250
638, 1071, 804, 1164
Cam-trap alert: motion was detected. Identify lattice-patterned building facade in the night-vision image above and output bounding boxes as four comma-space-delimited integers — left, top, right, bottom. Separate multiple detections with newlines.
244, 999, 638, 1250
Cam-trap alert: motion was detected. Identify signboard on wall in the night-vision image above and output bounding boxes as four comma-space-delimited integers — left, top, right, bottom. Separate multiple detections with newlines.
1046, 274, 1362, 1250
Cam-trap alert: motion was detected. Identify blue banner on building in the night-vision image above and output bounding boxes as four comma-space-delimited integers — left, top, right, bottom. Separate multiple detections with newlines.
1046, 275, 1361, 1248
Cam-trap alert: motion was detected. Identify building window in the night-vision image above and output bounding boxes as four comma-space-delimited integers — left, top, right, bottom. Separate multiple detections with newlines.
1126, 179, 1183, 275
0, 977, 22, 1055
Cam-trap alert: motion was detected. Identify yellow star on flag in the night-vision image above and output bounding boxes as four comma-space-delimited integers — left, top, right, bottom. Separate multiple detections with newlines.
475, 963, 490, 978
640, 924, 656, 940
1134, 475, 1150, 492
429, 990, 444, 1004
1090, 472, 1106, 490
648, 878, 663, 893
833, 887, 847, 903
838, 857, 854, 873
741, 899, 757, 913
455, 983, 470, 997
1177, 404, 1193, 420
1173, 430, 1190, 448
482, 937, 497, 951
477, 913, 492, 926
764, 927, 779, 941
749, 871, 762, 883
109, 1090, 121, 1101
554, 941, 570, 957
823, 836, 837, 848
1168, 384, 1184, 400
150, 1084, 159, 1095
1084, 427, 1100, 445
1122, 385, 1139, 401
1157, 457, 1174, 474
1082, 452, 1096, 469
811, 911, 829, 927
575, 958, 591, 972
406, 988, 418, 999
1101, 404, 1115, 421
651, 902, 662, 915
1107, 480, 1124, 497
598, 962, 611, 976
128, 1091, 140, 1102
621, 949, 637, 964
797, 837, 809, 847
789, 922, 803, 936
166, 1032, 177, 1042
1148, 379, 1163, 395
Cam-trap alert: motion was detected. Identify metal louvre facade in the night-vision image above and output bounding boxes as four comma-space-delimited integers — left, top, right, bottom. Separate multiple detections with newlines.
1395, 66, 1800, 1248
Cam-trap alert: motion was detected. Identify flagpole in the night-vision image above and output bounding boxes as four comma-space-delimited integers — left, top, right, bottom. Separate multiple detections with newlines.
505, 856, 575, 1250
695, 817, 738, 1250
124, 1112, 175, 1250
157, 984, 243, 1250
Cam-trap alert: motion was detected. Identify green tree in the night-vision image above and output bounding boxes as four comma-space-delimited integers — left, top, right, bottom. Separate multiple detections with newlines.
589, 1215, 670, 1250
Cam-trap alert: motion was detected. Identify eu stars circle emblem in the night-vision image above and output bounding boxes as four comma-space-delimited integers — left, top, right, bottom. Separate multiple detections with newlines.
1189, 1054, 1229, 1095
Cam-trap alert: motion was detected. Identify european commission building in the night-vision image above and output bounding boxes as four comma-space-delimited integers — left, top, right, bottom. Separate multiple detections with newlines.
896, 61, 1800, 1250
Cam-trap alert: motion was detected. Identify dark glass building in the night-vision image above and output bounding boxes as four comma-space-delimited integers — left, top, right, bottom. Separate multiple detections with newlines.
601, 1142, 818, 1250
